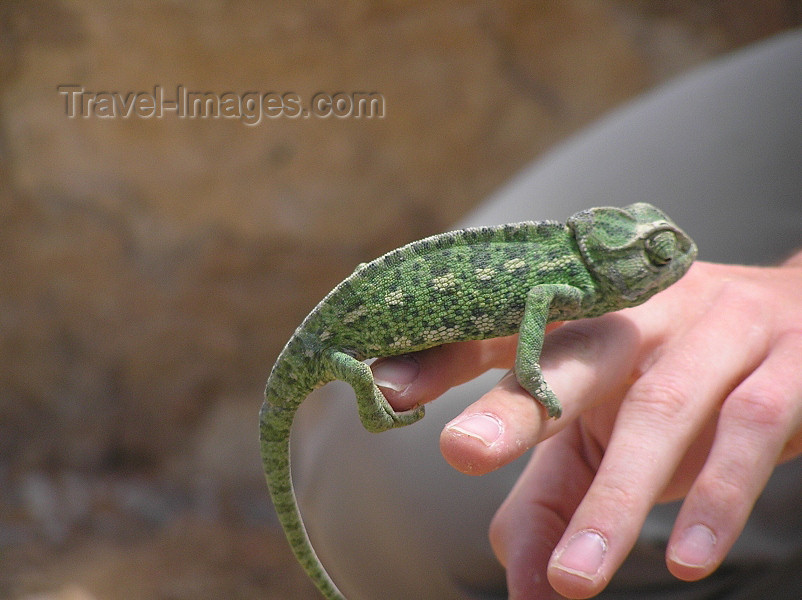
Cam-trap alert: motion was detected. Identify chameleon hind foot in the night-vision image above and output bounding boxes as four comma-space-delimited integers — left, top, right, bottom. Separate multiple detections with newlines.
328, 350, 425, 433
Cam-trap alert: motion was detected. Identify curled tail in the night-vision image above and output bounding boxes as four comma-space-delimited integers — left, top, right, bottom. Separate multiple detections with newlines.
259, 396, 346, 600
260, 344, 424, 599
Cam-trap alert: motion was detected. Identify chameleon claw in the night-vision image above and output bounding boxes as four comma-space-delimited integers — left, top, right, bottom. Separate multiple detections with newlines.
391, 404, 426, 427
538, 393, 563, 419
358, 386, 425, 432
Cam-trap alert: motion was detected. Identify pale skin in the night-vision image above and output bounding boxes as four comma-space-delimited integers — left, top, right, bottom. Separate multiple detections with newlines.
371, 252, 802, 599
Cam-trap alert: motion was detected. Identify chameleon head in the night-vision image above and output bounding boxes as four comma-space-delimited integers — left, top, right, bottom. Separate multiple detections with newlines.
568, 202, 698, 306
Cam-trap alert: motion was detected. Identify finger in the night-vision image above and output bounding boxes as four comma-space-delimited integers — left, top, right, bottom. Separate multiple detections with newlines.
489, 426, 598, 600
440, 315, 638, 475
547, 297, 770, 598
667, 330, 802, 580
372, 335, 519, 412
374, 325, 566, 411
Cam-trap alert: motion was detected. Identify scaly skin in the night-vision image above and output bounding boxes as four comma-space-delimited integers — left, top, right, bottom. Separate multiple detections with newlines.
260, 203, 697, 599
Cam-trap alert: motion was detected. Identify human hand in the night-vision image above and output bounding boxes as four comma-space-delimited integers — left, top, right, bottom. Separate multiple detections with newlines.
372, 256, 802, 598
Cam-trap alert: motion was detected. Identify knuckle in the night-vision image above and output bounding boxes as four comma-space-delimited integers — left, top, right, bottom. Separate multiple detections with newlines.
783, 328, 802, 345
544, 323, 601, 361
627, 375, 690, 424
712, 281, 772, 343
781, 433, 802, 460
488, 505, 511, 552
715, 280, 766, 314
723, 386, 793, 433
593, 474, 648, 516
693, 467, 749, 513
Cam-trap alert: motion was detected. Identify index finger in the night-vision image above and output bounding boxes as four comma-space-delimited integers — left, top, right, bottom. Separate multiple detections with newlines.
440, 314, 639, 475
371, 330, 549, 412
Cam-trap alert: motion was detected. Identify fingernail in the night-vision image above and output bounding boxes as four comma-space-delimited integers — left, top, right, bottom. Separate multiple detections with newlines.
446, 413, 503, 446
372, 356, 419, 392
670, 524, 716, 568
552, 530, 607, 581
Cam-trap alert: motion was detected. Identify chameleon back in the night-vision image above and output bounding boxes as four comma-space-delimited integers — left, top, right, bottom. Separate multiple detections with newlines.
296, 220, 596, 360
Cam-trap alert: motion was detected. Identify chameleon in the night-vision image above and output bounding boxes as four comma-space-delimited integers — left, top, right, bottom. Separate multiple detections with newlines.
259, 202, 697, 599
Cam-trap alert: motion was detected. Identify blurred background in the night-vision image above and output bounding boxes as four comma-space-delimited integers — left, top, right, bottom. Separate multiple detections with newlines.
1, 2, 800, 598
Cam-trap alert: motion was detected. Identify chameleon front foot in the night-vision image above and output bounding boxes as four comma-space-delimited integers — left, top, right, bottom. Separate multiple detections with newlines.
533, 383, 563, 419
515, 371, 563, 419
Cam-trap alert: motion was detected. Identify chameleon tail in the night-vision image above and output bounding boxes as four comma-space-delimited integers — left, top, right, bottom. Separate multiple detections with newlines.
259, 399, 346, 600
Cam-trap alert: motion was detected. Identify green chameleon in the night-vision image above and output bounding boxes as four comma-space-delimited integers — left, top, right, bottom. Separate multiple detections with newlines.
260, 202, 697, 599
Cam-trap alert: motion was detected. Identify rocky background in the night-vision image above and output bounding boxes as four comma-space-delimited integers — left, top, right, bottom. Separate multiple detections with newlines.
1, 2, 799, 598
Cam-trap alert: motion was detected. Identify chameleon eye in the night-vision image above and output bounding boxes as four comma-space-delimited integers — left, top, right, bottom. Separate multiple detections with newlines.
645, 230, 677, 266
